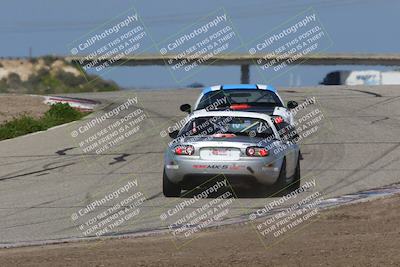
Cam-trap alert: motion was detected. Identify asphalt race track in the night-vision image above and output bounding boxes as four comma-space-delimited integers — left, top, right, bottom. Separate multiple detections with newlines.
0, 85, 399, 246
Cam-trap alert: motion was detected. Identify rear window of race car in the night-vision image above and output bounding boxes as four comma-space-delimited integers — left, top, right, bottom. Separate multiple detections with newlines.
178, 116, 276, 139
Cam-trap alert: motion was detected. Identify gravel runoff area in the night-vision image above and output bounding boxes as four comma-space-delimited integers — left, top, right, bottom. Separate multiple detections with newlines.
0, 194, 399, 267
0, 94, 49, 124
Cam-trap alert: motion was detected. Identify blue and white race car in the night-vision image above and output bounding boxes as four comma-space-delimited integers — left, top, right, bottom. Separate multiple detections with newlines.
180, 84, 298, 125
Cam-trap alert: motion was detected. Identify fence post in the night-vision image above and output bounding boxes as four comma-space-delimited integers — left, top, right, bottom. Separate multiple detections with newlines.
240, 64, 250, 84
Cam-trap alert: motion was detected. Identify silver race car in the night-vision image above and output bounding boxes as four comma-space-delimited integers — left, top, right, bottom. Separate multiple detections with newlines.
163, 110, 301, 197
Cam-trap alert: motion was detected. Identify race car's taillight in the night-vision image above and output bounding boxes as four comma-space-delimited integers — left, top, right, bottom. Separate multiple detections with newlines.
246, 147, 269, 157
274, 116, 284, 124
174, 145, 195, 155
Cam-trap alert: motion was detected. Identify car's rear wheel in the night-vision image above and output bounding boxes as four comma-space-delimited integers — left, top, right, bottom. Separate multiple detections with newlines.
274, 158, 288, 193
163, 169, 181, 197
289, 155, 301, 191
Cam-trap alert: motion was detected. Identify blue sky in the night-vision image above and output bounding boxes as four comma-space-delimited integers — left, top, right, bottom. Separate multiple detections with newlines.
0, 0, 399, 88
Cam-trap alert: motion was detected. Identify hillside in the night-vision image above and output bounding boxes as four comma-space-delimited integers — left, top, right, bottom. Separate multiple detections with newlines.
0, 56, 120, 94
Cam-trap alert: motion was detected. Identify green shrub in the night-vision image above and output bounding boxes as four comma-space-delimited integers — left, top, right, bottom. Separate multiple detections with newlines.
0, 115, 45, 140
0, 78, 8, 93
0, 103, 87, 140
86, 74, 119, 92
7, 72, 22, 87
55, 70, 86, 88
27, 68, 50, 84
42, 103, 84, 127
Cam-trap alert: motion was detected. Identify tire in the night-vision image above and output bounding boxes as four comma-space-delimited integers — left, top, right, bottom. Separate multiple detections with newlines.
163, 169, 181, 197
274, 158, 288, 193
289, 155, 301, 191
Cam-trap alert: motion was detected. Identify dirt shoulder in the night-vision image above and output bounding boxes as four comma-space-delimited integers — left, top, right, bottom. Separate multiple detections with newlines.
0, 195, 399, 267
0, 94, 49, 124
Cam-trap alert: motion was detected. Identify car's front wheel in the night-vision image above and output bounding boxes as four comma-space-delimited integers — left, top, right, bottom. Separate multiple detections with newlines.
163, 169, 181, 197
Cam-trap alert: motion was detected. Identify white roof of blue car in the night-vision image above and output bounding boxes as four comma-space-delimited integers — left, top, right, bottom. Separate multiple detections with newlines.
190, 109, 274, 121
201, 84, 277, 94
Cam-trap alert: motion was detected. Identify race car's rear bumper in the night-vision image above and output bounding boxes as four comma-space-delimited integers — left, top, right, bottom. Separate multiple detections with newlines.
165, 156, 283, 187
